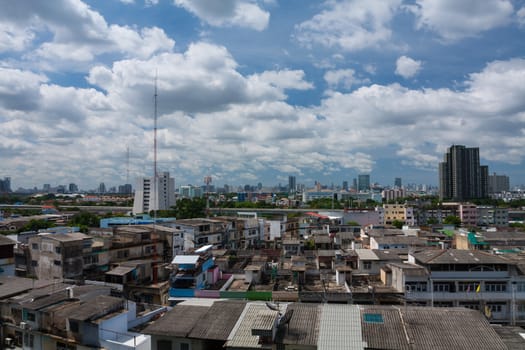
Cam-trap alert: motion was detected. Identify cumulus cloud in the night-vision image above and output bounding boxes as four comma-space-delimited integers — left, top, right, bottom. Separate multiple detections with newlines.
517, 7, 525, 26
324, 69, 362, 89
395, 56, 422, 79
295, 0, 402, 51
410, 0, 514, 41
174, 0, 270, 31
0, 0, 174, 69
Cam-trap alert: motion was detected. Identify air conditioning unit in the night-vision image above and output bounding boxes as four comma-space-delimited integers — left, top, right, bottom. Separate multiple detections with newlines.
19, 322, 27, 330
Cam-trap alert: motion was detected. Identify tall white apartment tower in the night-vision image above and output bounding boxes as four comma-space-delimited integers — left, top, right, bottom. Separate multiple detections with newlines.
133, 171, 175, 215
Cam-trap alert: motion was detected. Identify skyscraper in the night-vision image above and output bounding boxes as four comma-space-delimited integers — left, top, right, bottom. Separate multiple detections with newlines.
439, 145, 488, 201
488, 172, 510, 193
358, 174, 370, 192
288, 176, 296, 194
394, 177, 402, 188
133, 171, 175, 215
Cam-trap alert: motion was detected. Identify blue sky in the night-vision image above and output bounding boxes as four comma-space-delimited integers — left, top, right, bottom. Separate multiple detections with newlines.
1, 0, 525, 191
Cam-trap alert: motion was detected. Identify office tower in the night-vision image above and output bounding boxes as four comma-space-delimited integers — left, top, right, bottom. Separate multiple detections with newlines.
133, 171, 175, 215
352, 178, 357, 190
394, 177, 402, 188
342, 181, 348, 191
288, 176, 296, 194
358, 174, 370, 192
0, 177, 11, 193
98, 182, 106, 194
118, 184, 133, 194
439, 145, 488, 201
488, 173, 510, 193
69, 183, 78, 193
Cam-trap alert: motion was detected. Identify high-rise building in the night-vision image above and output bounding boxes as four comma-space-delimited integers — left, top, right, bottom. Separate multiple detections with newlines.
0, 177, 11, 193
98, 182, 106, 194
439, 145, 488, 201
394, 177, 402, 188
358, 174, 370, 192
488, 172, 510, 194
288, 176, 296, 194
342, 181, 349, 191
133, 171, 175, 215
118, 184, 133, 194
69, 183, 78, 193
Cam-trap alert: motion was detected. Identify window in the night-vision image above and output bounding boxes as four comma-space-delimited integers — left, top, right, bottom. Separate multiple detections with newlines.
23, 333, 34, 348
69, 321, 79, 333
55, 247, 61, 254
157, 340, 172, 350
457, 282, 479, 293
485, 282, 507, 292
31, 243, 39, 250
515, 282, 525, 292
57, 341, 76, 350
487, 303, 505, 313
433, 282, 453, 292
26, 312, 36, 322
31, 260, 38, 267
53, 260, 61, 266
180, 343, 189, 350
405, 282, 427, 292
363, 261, 372, 270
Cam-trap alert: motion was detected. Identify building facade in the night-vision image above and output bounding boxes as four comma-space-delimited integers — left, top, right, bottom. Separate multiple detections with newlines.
133, 171, 175, 215
439, 145, 488, 201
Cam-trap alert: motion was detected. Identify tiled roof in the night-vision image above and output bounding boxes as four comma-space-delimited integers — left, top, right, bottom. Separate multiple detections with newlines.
188, 300, 247, 341
143, 305, 209, 337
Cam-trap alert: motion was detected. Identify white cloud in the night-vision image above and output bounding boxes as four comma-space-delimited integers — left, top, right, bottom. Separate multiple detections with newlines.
324, 69, 359, 89
0, 1, 174, 70
395, 56, 422, 79
174, 0, 270, 31
517, 7, 525, 26
295, 0, 402, 51
410, 0, 514, 41
254, 69, 314, 91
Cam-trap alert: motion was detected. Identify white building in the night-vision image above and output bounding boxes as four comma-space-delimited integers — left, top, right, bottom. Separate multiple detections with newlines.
133, 172, 175, 215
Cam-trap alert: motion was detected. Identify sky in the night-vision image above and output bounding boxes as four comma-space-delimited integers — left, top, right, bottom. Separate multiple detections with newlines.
1, 0, 525, 191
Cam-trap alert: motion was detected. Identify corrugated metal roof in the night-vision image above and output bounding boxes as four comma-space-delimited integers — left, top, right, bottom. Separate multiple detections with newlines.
225, 303, 280, 349
318, 304, 366, 350
188, 300, 247, 341
355, 249, 380, 260
280, 303, 320, 346
360, 306, 411, 350
404, 307, 508, 350
171, 255, 199, 265
143, 305, 209, 337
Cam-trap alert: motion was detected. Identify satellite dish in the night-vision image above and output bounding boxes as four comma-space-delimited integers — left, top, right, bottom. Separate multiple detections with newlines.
278, 309, 294, 328
265, 301, 280, 312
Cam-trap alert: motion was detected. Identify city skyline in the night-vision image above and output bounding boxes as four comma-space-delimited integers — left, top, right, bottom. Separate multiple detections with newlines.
1, 1, 525, 190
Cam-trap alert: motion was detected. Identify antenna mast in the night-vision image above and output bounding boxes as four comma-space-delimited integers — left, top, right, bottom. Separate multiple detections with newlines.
126, 145, 130, 185
153, 72, 158, 283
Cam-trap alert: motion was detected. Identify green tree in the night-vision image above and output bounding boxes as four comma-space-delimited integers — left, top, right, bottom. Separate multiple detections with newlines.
69, 211, 101, 232
443, 215, 461, 228
18, 219, 55, 233
392, 219, 404, 229
173, 198, 207, 219
346, 221, 360, 226
426, 217, 438, 225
